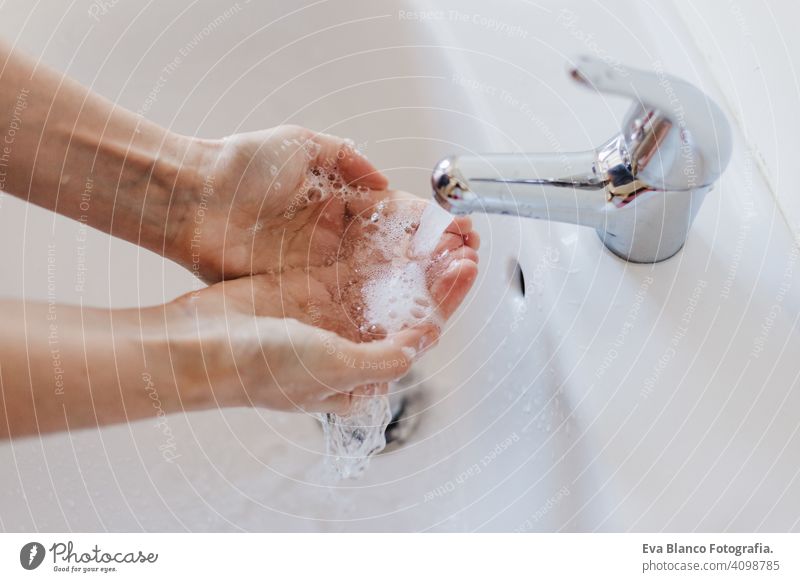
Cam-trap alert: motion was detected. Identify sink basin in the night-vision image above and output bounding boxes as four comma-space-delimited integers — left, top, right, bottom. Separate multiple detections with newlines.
0, 0, 797, 532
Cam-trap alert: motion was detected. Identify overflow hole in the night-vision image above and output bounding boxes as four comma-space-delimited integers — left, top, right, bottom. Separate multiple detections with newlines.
508, 259, 526, 297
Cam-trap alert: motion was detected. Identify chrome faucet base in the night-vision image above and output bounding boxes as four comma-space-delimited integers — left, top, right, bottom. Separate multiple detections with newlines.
598, 229, 686, 264
595, 185, 712, 263
432, 56, 731, 264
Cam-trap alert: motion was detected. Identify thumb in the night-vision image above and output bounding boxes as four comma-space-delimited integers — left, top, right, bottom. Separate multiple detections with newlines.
321, 324, 440, 390
312, 131, 389, 190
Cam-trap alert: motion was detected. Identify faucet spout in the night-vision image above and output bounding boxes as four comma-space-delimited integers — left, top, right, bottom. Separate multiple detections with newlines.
432, 56, 732, 263
433, 149, 606, 227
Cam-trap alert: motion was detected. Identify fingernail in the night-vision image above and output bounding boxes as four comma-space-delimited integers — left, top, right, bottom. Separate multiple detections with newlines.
442, 258, 462, 277
418, 328, 439, 352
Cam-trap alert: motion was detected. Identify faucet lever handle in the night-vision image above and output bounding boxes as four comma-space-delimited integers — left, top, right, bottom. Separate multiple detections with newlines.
570, 55, 732, 191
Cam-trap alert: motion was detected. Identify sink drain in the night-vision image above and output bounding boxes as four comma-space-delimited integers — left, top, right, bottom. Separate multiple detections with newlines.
382, 374, 426, 452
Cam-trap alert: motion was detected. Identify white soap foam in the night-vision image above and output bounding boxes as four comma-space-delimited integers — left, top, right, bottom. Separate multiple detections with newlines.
361, 261, 439, 334
296, 166, 369, 205
356, 198, 444, 335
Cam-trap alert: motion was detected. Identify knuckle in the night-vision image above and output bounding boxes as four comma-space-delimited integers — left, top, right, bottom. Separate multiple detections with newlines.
356, 344, 410, 376
281, 123, 307, 136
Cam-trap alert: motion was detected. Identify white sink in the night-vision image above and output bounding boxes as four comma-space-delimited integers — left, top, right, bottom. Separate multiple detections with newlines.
0, 0, 797, 532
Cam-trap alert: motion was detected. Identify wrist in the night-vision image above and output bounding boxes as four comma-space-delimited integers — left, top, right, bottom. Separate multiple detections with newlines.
150, 296, 233, 411
158, 133, 224, 274
119, 301, 210, 415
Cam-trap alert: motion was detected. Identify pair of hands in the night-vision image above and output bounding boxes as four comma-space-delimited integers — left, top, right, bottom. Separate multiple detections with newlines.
0, 43, 479, 435
162, 126, 479, 414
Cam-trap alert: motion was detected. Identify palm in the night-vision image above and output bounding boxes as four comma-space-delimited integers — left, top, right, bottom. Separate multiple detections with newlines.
218, 190, 479, 345
168, 126, 479, 414
187, 126, 390, 282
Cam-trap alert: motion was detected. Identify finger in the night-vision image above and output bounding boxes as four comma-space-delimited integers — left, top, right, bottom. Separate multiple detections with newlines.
430, 245, 479, 275
348, 191, 426, 230
453, 218, 480, 251
446, 216, 473, 236
388, 324, 441, 360
464, 229, 480, 251
315, 392, 352, 415
277, 318, 410, 398
325, 325, 439, 389
429, 215, 479, 259
430, 258, 479, 319
432, 234, 480, 265
312, 132, 389, 190
434, 230, 469, 258
318, 382, 389, 415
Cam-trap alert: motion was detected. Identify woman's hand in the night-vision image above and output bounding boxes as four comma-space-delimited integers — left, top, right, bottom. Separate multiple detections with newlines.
166, 282, 435, 415
0, 182, 480, 436
166, 187, 479, 415
0, 44, 481, 435
171, 125, 389, 282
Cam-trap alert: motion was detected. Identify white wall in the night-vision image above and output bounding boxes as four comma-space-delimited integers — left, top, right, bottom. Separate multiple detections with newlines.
674, 0, 800, 239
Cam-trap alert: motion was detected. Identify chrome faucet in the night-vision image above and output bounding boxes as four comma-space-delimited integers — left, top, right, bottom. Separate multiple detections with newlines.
432, 56, 732, 263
